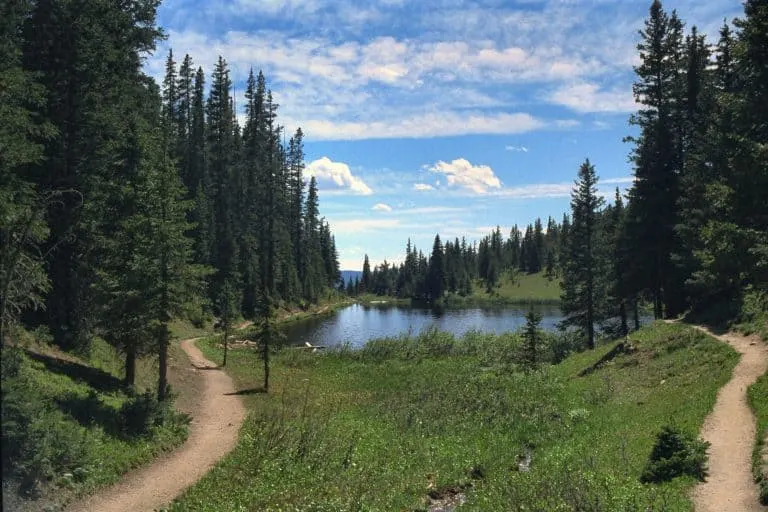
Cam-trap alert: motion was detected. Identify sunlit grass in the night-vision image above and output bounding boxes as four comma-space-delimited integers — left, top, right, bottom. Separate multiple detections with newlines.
171, 321, 736, 511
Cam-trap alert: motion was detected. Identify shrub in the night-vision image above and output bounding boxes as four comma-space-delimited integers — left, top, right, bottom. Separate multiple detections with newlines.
119, 389, 180, 438
640, 425, 709, 483
1, 348, 90, 490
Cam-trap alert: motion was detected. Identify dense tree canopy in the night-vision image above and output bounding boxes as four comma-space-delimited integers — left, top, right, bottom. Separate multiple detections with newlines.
1, 2, 340, 396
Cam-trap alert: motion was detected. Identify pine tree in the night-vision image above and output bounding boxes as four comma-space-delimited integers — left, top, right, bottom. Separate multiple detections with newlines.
176, 54, 195, 191
606, 188, 631, 336
219, 277, 237, 367
561, 159, 606, 350
162, 49, 178, 132
206, 56, 240, 309
361, 254, 372, 293
521, 309, 542, 372
302, 177, 323, 301
147, 133, 205, 401
22, 0, 163, 350
427, 235, 446, 301
625, 1, 700, 318
0, 0, 56, 346
731, 0, 768, 285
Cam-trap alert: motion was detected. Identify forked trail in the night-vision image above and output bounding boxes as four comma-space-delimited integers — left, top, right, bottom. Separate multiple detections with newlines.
688, 325, 768, 512
67, 338, 245, 512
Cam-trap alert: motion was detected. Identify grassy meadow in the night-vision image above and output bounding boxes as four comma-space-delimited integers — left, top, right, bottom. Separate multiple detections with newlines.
357, 271, 563, 307
169, 321, 737, 511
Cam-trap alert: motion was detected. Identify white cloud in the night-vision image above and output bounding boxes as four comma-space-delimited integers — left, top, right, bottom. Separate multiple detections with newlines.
428, 158, 502, 195
549, 82, 637, 113
372, 203, 392, 212
392, 206, 467, 216
505, 145, 528, 152
289, 111, 544, 141
554, 119, 581, 129
601, 176, 635, 185
305, 157, 373, 195
493, 183, 573, 199
329, 218, 400, 234
488, 177, 635, 199
413, 183, 434, 191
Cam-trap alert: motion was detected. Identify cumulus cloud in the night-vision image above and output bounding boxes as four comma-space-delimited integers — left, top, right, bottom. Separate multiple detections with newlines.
372, 203, 393, 212
428, 158, 502, 195
305, 157, 373, 195
549, 82, 637, 113
413, 183, 434, 191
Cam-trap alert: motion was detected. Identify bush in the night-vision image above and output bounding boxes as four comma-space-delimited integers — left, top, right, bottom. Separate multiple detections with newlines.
1, 348, 90, 490
640, 425, 709, 483
119, 389, 179, 438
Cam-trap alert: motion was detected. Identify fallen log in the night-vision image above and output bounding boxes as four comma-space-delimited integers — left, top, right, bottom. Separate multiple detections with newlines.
577, 338, 636, 377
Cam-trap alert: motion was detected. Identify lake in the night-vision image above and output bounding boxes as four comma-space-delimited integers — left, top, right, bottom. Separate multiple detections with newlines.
281, 303, 564, 348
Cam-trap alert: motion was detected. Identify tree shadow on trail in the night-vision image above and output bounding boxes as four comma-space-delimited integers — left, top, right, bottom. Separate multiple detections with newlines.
683, 293, 743, 336
224, 387, 266, 396
24, 351, 124, 392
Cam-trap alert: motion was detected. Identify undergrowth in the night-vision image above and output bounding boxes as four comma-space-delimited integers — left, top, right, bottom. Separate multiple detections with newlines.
0, 331, 189, 510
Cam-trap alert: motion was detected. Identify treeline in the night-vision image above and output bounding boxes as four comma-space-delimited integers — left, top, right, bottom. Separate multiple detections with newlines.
352, 0, 768, 352
158, 52, 340, 325
562, 0, 768, 348
348, 216, 568, 300
1, 0, 339, 399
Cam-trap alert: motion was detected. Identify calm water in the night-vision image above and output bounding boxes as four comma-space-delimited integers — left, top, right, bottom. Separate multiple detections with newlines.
281, 303, 564, 348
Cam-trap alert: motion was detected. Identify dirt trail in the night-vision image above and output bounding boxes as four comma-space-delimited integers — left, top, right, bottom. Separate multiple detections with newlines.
67, 338, 246, 512
689, 325, 768, 512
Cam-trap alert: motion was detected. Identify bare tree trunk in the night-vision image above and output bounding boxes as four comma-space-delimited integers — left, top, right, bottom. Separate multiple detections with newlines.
125, 345, 136, 387
158, 326, 169, 401
263, 330, 270, 393
223, 323, 229, 367
633, 299, 640, 331
619, 301, 628, 337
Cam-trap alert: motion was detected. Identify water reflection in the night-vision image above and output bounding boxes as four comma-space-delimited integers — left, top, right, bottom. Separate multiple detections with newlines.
280, 303, 564, 348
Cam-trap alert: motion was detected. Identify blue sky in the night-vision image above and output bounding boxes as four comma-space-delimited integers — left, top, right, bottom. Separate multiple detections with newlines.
148, 0, 741, 271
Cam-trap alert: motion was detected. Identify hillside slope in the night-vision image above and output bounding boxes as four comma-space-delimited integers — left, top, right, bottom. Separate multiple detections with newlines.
1, 335, 189, 512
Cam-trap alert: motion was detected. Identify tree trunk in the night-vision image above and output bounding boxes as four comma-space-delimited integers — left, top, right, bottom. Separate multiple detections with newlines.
633, 299, 640, 331
263, 334, 270, 393
158, 326, 169, 401
223, 323, 228, 367
125, 345, 136, 387
619, 301, 628, 337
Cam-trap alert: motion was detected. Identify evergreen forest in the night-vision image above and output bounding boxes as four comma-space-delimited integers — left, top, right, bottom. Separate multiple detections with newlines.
1, 0, 767, 510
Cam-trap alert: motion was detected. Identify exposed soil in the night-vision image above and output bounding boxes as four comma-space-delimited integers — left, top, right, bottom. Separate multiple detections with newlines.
689, 325, 768, 512
66, 338, 246, 512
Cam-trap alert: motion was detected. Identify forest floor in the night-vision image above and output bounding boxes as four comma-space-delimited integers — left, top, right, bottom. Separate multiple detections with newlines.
686, 325, 768, 512
65, 338, 245, 512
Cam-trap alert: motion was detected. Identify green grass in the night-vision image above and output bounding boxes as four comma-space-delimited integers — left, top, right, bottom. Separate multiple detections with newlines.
169, 321, 737, 511
448, 271, 562, 305
356, 272, 562, 307
748, 372, 768, 504
356, 294, 412, 306
276, 298, 355, 325
735, 289, 768, 342
1, 333, 189, 510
